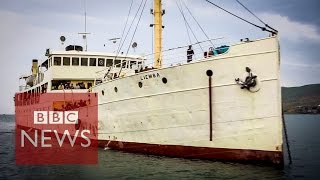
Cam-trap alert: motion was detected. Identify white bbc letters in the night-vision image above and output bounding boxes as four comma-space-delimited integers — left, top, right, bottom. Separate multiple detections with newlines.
34, 111, 78, 124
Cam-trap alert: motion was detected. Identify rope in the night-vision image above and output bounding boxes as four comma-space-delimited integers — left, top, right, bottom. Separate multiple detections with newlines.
100, 0, 144, 77
119, 0, 148, 76
177, 0, 192, 44
235, 0, 278, 34
282, 108, 293, 164
116, 0, 134, 54
116, 0, 144, 55
203, 0, 276, 34
181, 0, 215, 48
235, 0, 265, 25
176, 0, 204, 52
143, 37, 224, 57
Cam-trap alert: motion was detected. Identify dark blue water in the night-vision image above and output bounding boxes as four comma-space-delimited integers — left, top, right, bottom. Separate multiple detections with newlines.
0, 114, 319, 179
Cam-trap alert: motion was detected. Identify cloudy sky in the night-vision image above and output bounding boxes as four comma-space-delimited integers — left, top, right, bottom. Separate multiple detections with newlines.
0, 0, 319, 114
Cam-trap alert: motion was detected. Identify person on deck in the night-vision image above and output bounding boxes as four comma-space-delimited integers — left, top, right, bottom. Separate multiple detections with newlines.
75, 83, 80, 89
187, 45, 194, 63
58, 83, 64, 90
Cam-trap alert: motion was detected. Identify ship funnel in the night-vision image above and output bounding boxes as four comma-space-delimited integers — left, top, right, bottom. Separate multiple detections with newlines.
32, 59, 38, 75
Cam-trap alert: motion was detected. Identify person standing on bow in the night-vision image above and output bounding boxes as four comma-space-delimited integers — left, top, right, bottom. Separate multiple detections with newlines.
187, 45, 194, 63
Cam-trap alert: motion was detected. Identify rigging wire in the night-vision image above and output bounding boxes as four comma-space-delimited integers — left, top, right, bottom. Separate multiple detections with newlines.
119, 0, 148, 75
235, 0, 265, 25
180, 0, 215, 48
116, 0, 134, 54
117, 0, 145, 56
176, 0, 204, 52
103, 0, 144, 78
178, 0, 192, 44
235, 0, 278, 33
143, 37, 224, 57
203, 0, 277, 34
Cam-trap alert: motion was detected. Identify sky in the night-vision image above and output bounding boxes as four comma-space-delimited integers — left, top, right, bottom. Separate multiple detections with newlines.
0, 0, 319, 114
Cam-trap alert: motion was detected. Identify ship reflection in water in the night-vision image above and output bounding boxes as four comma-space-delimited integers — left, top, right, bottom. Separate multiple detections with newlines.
0, 114, 319, 179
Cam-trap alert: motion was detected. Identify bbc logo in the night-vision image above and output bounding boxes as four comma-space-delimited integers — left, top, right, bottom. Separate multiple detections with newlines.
34, 111, 78, 124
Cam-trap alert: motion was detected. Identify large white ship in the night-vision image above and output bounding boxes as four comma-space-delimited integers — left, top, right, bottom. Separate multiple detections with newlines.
15, 0, 283, 165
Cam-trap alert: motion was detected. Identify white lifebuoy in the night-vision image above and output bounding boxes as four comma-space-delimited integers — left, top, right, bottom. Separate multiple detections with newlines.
99, 59, 104, 65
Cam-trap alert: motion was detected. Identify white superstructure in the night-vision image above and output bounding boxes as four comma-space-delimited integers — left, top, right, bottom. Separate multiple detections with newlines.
18, 45, 146, 95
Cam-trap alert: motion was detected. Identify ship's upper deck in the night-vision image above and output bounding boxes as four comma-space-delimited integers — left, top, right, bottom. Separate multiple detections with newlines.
18, 45, 146, 93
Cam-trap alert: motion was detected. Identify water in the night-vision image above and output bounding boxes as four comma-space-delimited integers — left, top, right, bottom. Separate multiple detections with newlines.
1, 114, 319, 179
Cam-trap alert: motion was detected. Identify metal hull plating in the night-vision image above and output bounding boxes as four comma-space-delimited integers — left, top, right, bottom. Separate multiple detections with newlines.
94, 36, 283, 165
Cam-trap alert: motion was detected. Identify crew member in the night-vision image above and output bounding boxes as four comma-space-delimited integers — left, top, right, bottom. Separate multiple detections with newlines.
187, 45, 194, 63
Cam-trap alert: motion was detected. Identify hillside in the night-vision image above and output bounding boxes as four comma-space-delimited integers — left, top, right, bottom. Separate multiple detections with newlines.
282, 84, 320, 113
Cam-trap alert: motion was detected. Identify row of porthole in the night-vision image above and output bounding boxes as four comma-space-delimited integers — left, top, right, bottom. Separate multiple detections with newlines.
101, 77, 168, 95
101, 69, 214, 96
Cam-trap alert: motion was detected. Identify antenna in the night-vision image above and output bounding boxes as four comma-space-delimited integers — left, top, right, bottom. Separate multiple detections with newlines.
78, 0, 90, 51
109, 37, 120, 44
106, 37, 120, 52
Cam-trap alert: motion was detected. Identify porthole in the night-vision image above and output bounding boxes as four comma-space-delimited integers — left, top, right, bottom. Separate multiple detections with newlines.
138, 82, 143, 88
114, 87, 118, 93
102, 90, 105, 96
162, 77, 168, 84
206, 70, 213, 77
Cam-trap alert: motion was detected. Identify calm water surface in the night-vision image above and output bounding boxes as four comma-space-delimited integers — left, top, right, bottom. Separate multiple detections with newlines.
0, 114, 319, 179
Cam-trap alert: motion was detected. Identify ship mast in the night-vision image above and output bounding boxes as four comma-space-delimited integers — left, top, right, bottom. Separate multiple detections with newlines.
78, 0, 90, 51
153, 0, 163, 68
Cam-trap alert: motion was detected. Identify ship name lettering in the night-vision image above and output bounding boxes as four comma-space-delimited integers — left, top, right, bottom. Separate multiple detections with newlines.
140, 73, 160, 81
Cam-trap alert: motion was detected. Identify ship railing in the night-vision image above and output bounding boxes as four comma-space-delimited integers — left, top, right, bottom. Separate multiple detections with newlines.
141, 37, 230, 69
50, 89, 89, 93
95, 61, 141, 82
19, 86, 29, 91
95, 37, 229, 81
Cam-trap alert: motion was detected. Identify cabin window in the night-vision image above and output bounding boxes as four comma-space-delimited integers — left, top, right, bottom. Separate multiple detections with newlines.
98, 58, 105, 66
130, 61, 136, 68
106, 59, 113, 67
122, 61, 127, 68
48, 58, 51, 67
72, 57, 80, 66
54, 57, 61, 66
81, 58, 88, 66
115, 59, 121, 67
63, 57, 70, 66
90, 58, 97, 66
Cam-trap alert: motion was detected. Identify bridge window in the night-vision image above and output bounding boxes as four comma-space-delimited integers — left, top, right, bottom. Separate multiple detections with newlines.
63, 57, 70, 66
98, 58, 105, 66
106, 59, 113, 67
122, 61, 127, 68
54, 57, 61, 66
72, 57, 80, 66
90, 58, 97, 66
81, 58, 88, 66
115, 59, 121, 67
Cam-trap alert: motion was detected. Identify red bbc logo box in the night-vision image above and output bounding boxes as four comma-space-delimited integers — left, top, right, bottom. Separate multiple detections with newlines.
15, 92, 98, 164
